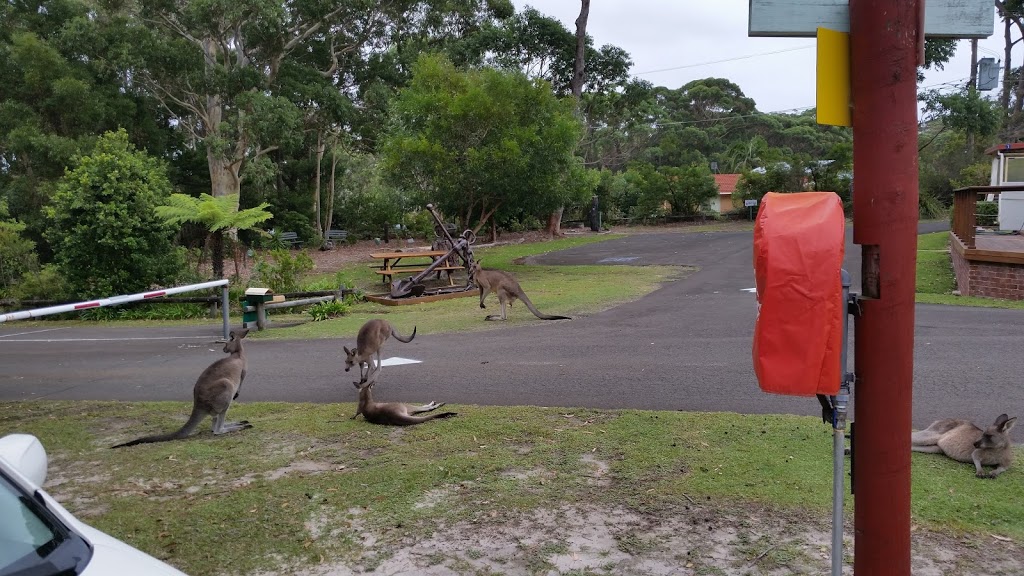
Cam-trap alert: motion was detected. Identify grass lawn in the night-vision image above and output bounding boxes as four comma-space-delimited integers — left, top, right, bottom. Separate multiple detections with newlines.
4, 225, 1023, 574
248, 233, 683, 340
3, 401, 1021, 575
915, 231, 1024, 309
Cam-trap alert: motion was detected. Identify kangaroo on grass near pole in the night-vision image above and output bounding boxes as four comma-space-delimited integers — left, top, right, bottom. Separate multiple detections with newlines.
344, 319, 416, 383
468, 260, 570, 321
351, 369, 457, 426
112, 329, 252, 448
911, 414, 1017, 478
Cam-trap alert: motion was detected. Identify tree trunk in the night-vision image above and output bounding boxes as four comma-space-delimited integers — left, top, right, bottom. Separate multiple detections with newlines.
314, 132, 325, 238
207, 152, 243, 200
1002, 13, 1013, 113
570, 0, 590, 101
490, 216, 497, 243
968, 39, 978, 150
546, 0, 590, 238
325, 145, 338, 235
210, 230, 225, 279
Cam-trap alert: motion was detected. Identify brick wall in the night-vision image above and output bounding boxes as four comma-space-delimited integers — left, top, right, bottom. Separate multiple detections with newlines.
951, 242, 972, 295
951, 246, 1024, 300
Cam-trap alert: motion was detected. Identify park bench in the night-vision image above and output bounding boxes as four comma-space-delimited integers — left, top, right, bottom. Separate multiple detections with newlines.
325, 229, 348, 248
280, 231, 302, 249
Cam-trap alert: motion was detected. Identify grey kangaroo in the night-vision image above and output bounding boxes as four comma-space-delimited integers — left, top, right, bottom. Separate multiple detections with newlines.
468, 260, 570, 321
351, 370, 457, 426
112, 329, 252, 448
343, 319, 416, 383
911, 414, 1017, 478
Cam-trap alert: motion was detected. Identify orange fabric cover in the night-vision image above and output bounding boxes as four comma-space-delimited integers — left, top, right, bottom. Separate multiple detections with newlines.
752, 192, 845, 396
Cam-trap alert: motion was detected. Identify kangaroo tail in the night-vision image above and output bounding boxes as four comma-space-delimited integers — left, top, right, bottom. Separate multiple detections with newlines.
111, 406, 206, 448
517, 290, 570, 321
400, 412, 458, 426
392, 325, 417, 343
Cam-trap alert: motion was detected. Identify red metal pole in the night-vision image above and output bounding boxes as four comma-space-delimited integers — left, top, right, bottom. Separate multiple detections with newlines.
849, 0, 919, 574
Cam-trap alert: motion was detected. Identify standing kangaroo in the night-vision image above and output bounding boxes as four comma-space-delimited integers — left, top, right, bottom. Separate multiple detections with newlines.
911, 414, 1017, 478
112, 329, 252, 448
344, 319, 416, 383
351, 370, 457, 426
469, 260, 570, 321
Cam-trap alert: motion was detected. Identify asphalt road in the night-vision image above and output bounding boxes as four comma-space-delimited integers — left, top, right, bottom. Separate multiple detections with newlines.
1, 221, 1021, 430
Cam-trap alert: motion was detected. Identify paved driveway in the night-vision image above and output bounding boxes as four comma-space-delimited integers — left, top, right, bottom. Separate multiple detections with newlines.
1, 221, 1020, 430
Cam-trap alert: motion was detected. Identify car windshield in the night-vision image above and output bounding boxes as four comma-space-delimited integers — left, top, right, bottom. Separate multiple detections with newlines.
0, 471, 90, 576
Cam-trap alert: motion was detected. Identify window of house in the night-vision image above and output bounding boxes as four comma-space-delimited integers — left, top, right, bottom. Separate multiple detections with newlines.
1004, 156, 1024, 183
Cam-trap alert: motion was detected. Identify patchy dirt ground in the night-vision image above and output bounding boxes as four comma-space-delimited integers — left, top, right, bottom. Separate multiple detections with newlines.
272, 503, 1022, 576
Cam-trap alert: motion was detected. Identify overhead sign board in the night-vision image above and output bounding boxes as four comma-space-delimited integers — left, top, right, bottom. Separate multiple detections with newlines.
749, 0, 994, 38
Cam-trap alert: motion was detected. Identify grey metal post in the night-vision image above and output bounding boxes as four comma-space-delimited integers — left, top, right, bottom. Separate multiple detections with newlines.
221, 285, 230, 341
832, 269, 853, 576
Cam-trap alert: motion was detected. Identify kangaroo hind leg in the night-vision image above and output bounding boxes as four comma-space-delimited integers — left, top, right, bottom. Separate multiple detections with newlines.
410, 401, 445, 414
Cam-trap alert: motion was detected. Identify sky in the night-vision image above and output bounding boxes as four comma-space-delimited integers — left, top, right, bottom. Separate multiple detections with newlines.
510, 0, 1009, 115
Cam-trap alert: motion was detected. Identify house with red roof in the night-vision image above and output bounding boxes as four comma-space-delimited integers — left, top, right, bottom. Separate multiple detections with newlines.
712, 173, 741, 213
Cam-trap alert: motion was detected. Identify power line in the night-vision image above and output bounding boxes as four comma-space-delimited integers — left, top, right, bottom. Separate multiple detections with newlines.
633, 45, 815, 76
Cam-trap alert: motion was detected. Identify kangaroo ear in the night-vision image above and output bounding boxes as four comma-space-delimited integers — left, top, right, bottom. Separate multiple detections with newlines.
995, 414, 1009, 427
343, 345, 351, 355
1000, 417, 1016, 434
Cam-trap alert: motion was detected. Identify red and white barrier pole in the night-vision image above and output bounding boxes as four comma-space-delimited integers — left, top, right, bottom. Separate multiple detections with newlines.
0, 279, 231, 340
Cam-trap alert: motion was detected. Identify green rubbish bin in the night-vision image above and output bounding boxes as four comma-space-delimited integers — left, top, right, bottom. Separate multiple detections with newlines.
240, 288, 275, 329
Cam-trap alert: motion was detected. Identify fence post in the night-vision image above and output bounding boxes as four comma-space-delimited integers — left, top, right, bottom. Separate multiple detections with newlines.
221, 285, 229, 341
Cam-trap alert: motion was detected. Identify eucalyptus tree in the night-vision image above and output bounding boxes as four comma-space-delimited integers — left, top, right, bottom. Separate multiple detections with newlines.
380, 54, 588, 233
0, 0, 167, 257
105, 0, 429, 213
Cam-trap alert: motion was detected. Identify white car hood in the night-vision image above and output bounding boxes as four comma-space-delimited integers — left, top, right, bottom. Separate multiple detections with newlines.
78, 523, 189, 576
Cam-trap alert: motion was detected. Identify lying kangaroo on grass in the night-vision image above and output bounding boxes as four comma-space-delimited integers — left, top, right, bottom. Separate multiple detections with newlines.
911, 414, 1017, 478
468, 260, 570, 321
351, 369, 457, 426
344, 319, 417, 383
112, 329, 252, 448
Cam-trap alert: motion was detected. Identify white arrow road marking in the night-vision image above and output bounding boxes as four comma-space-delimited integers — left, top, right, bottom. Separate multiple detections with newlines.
380, 357, 422, 367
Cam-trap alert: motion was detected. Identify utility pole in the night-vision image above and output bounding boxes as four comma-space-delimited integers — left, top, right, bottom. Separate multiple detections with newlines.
849, 0, 919, 574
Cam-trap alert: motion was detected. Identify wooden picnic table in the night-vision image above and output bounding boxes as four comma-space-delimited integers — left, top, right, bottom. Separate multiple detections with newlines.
369, 250, 464, 284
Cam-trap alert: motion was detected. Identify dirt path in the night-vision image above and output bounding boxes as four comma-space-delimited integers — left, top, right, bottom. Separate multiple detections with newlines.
282, 503, 1021, 575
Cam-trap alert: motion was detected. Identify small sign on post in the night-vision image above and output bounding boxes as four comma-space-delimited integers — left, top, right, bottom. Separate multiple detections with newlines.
745, 198, 759, 220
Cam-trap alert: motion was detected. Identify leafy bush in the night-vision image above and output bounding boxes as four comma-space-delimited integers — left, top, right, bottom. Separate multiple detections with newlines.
44, 129, 186, 298
306, 298, 352, 321
250, 249, 314, 293
405, 209, 436, 240
10, 264, 70, 301
302, 271, 357, 294
976, 200, 998, 227
79, 303, 209, 321
0, 201, 38, 296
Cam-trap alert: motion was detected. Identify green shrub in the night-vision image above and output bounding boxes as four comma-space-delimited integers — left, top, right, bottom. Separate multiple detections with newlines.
302, 271, 357, 293
79, 303, 209, 321
11, 264, 69, 301
0, 201, 38, 296
250, 249, 314, 293
976, 200, 998, 227
44, 130, 185, 298
306, 298, 352, 321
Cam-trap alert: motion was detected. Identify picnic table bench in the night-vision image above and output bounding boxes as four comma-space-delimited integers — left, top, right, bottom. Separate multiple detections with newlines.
370, 250, 465, 284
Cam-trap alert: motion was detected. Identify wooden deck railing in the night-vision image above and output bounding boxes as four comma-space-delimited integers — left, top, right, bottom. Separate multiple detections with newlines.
950, 184, 1024, 249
